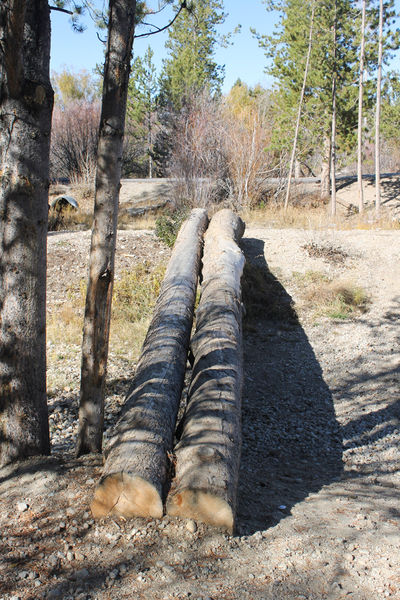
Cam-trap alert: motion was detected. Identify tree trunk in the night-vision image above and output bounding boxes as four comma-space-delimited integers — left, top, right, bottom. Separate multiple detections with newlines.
375, 0, 383, 216
0, 0, 53, 466
91, 209, 208, 519
331, 0, 337, 217
357, 0, 366, 213
166, 209, 245, 533
284, 0, 315, 211
294, 159, 301, 179
320, 133, 331, 200
77, 0, 137, 456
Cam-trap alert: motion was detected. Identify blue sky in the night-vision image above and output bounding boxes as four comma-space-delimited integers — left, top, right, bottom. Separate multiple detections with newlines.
50, 0, 278, 92
50, 0, 400, 93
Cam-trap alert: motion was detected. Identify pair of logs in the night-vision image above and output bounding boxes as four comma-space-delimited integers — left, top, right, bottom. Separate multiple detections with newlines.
91, 209, 245, 532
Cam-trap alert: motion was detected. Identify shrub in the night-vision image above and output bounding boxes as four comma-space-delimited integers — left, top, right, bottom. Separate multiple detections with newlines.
155, 209, 189, 247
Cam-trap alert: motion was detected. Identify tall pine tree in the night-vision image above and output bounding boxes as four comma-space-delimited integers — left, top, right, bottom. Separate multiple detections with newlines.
159, 0, 226, 110
255, 0, 359, 200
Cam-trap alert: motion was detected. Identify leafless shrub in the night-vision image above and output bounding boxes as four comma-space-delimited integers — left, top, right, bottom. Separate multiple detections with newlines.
165, 91, 228, 208
50, 100, 100, 183
222, 100, 274, 209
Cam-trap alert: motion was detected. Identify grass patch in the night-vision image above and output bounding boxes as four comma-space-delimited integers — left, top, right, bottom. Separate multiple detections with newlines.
242, 204, 400, 230
293, 270, 370, 319
47, 261, 167, 390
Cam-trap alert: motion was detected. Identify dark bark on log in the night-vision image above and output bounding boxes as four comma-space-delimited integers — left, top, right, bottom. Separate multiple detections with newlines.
166, 209, 245, 532
91, 209, 208, 518
0, 0, 53, 466
77, 0, 137, 456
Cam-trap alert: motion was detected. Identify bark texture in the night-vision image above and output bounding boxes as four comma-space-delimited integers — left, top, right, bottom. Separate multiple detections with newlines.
0, 0, 53, 466
166, 209, 245, 532
91, 209, 209, 519
77, 0, 137, 456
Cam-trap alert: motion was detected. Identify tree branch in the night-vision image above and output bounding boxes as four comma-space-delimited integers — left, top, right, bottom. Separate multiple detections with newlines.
49, 5, 73, 15
134, 1, 187, 39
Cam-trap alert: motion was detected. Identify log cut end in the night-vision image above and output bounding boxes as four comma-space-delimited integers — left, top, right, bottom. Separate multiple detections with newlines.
166, 488, 234, 533
91, 473, 163, 519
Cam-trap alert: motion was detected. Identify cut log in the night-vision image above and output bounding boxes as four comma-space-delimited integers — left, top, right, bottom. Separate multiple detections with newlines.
91, 208, 209, 519
166, 209, 245, 532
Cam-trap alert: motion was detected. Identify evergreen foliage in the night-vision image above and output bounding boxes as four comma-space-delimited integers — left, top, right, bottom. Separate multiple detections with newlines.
159, 0, 227, 109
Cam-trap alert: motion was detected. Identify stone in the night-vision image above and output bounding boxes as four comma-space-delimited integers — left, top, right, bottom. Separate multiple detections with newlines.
75, 568, 89, 580
16, 502, 29, 513
17, 571, 29, 579
186, 519, 197, 534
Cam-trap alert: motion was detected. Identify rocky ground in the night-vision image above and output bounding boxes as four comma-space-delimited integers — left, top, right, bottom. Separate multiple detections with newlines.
0, 224, 399, 600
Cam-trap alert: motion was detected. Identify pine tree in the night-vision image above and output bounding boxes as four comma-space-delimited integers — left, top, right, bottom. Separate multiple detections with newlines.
255, 0, 359, 201
127, 46, 159, 177
159, 0, 226, 110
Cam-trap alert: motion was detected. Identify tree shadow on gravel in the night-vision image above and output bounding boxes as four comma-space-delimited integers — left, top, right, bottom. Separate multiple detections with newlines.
237, 238, 343, 535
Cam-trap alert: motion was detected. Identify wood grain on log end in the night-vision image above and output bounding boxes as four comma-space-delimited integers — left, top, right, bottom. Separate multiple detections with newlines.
166, 489, 234, 532
91, 473, 163, 519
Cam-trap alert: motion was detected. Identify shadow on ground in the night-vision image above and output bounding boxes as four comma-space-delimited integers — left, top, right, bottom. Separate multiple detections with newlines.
237, 238, 343, 535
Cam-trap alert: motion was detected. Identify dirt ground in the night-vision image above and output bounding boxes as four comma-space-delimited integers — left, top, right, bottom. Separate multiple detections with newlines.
0, 202, 399, 599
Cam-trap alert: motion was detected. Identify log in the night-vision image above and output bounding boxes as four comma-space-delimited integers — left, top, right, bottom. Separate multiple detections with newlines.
166, 209, 245, 532
91, 208, 209, 519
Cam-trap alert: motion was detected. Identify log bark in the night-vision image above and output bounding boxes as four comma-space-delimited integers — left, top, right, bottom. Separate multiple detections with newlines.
91, 208, 208, 519
166, 209, 245, 532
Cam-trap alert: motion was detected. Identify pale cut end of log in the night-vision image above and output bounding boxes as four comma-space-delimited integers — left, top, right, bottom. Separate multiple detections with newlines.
167, 489, 234, 532
91, 473, 163, 519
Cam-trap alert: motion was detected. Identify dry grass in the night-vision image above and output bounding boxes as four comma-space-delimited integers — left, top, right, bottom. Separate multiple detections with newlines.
242, 203, 400, 230
47, 261, 167, 392
293, 270, 370, 319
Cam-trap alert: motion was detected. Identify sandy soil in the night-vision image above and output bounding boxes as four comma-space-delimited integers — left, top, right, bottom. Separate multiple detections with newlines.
0, 223, 399, 600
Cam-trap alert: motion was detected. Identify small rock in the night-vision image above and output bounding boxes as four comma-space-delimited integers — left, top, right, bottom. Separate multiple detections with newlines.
18, 571, 29, 579
48, 554, 58, 567
16, 502, 29, 512
66, 551, 74, 561
109, 569, 119, 580
75, 568, 89, 580
28, 571, 39, 579
186, 519, 197, 534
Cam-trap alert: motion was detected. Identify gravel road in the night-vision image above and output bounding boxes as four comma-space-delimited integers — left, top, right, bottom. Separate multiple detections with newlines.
0, 226, 399, 600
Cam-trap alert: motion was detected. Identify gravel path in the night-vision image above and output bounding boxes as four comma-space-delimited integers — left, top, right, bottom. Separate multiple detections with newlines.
0, 227, 399, 600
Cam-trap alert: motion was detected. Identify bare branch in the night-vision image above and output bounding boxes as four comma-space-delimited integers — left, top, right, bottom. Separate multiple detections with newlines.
49, 5, 73, 15
134, 0, 186, 39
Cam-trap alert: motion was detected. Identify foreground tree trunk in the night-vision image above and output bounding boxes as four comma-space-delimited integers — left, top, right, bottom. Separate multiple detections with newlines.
166, 209, 245, 532
77, 0, 137, 456
91, 209, 208, 519
0, 0, 53, 466
357, 0, 366, 213
375, 0, 383, 216
330, 0, 337, 217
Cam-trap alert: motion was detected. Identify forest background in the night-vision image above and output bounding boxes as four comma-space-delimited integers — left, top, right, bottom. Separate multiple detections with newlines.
50, 0, 400, 215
